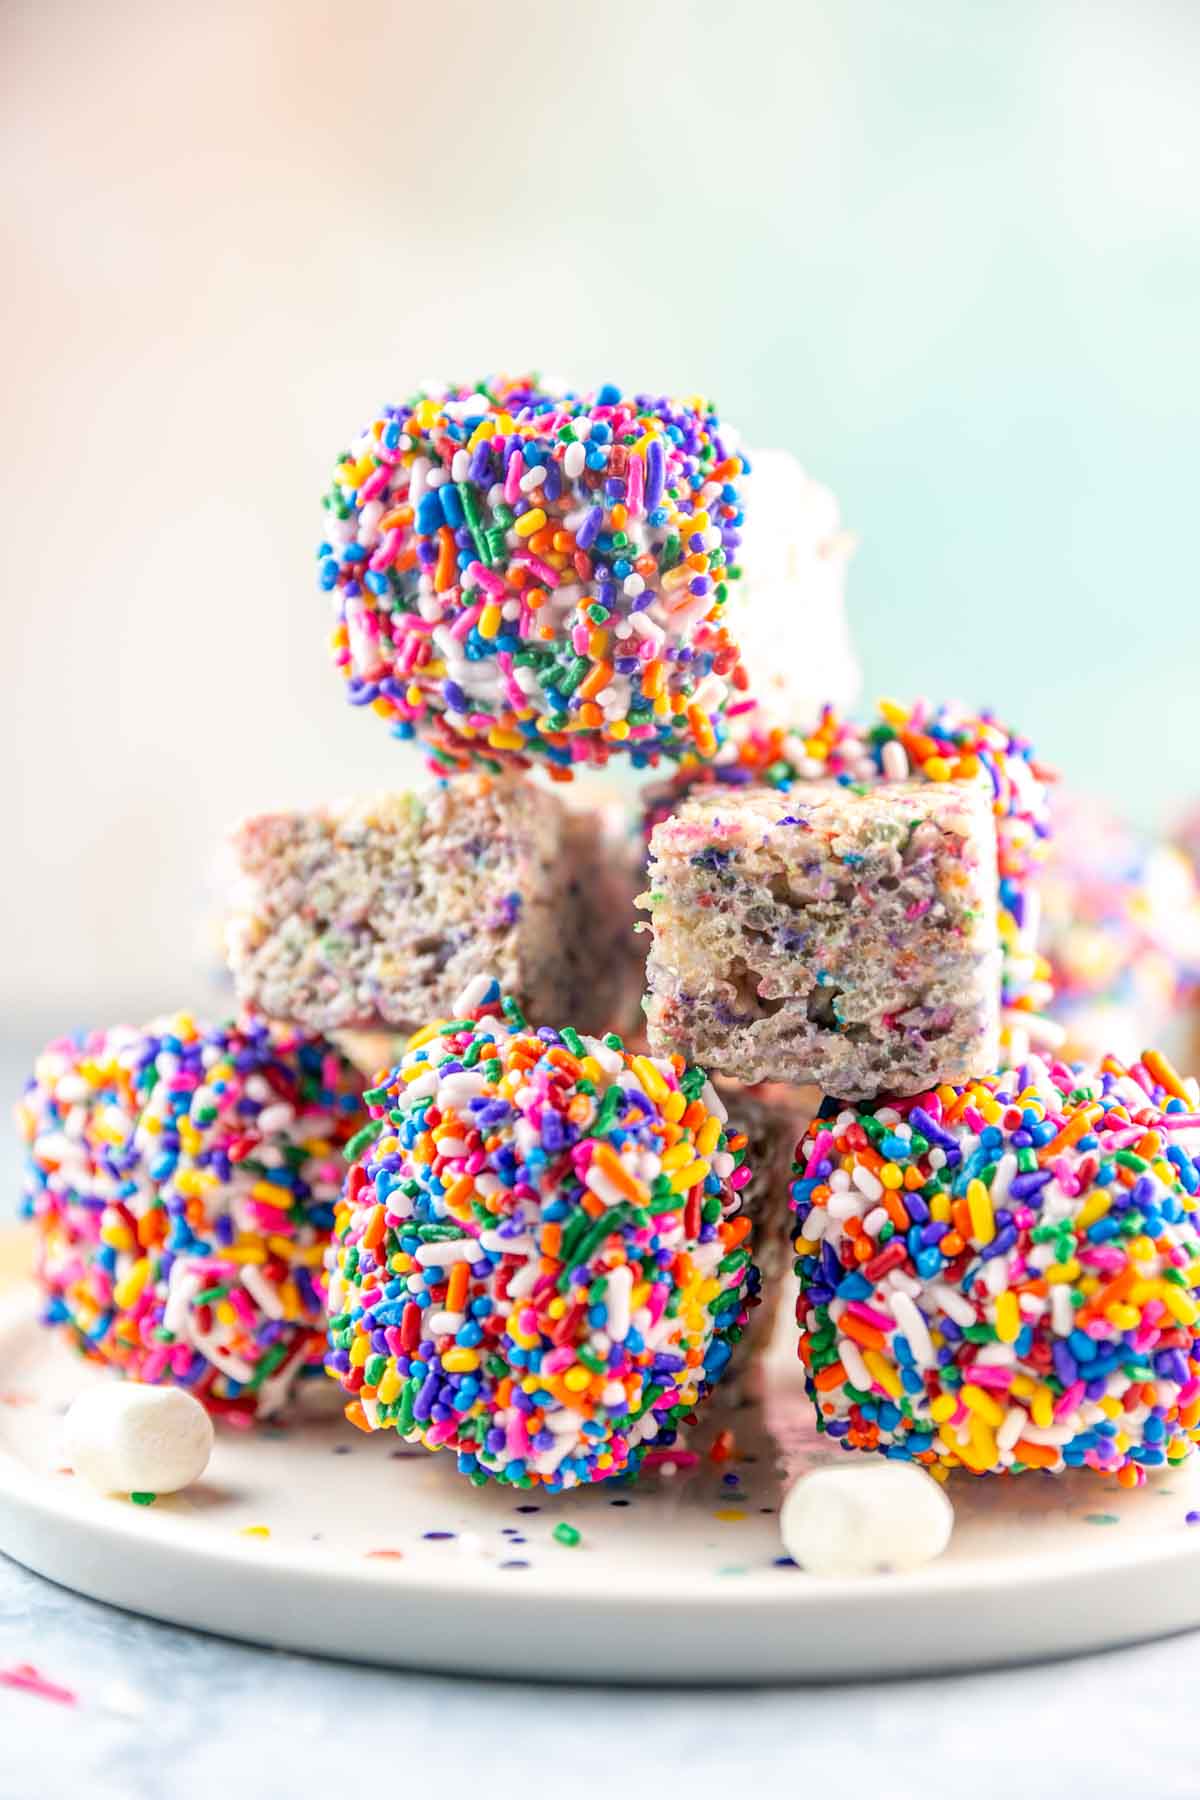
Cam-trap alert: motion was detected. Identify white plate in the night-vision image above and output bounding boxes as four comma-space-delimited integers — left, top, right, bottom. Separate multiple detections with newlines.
3, 1285, 1200, 1682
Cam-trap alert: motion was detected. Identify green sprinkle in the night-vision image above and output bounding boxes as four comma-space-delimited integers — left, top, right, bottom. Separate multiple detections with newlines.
129, 1491, 157, 1506
344, 1118, 384, 1162
553, 1522, 581, 1548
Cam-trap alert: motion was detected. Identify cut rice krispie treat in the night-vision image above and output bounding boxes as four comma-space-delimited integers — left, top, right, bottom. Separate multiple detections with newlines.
642, 780, 1001, 1099
226, 775, 640, 1039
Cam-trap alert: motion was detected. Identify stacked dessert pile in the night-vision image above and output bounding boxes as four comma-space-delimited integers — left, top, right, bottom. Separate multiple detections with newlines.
16, 376, 1200, 1497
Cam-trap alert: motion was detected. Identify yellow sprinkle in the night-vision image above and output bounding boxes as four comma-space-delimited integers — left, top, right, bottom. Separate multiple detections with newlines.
929, 1192, 952, 1224
961, 1383, 1005, 1427
994, 1291, 1020, 1343
929, 1393, 959, 1424
696, 1115, 722, 1158
630, 1056, 670, 1105
241, 1526, 270, 1539
349, 1335, 370, 1367
960, 1416, 999, 1471
1105, 1302, 1141, 1331
1161, 1285, 1198, 1327
563, 1365, 591, 1393
1044, 1259, 1081, 1284
880, 1163, 904, 1189
442, 1349, 480, 1373
1075, 1191, 1112, 1231
1032, 1385, 1055, 1429
713, 1509, 747, 1522
966, 1178, 995, 1246
862, 1350, 903, 1400
376, 1367, 403, 1405
668, 1161, 710, 1193
112, 1257, 152, 1312
478, 602, 502, 640
513, 507, 547, 539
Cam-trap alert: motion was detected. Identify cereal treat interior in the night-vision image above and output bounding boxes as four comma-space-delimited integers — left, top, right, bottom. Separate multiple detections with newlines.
642, 778, 1001, 1099
226, 774, 639, 1038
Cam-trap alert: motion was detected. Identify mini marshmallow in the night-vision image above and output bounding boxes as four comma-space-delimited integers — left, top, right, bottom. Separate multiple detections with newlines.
63, 1383, 214, 1497
780, 1463, 954, 1578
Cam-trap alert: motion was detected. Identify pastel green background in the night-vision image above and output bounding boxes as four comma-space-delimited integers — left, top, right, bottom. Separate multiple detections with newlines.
3, 0, 1198, 1023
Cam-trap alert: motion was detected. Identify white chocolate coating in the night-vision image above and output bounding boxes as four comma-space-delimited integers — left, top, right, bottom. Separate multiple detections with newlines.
732, 448, 860, 731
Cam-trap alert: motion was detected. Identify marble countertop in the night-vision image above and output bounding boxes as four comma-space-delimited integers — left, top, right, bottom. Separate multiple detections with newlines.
3, 1546, 1200, 1800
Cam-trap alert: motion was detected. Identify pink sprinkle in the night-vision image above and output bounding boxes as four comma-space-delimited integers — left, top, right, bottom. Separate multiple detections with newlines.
468, 561, 506, 596
804, 1129, 834, 1181
845, 1300, 894, 1333
960, 1363, 1013, 1391
729, 1165, 752, 1189
0, 1665, 76, 1707
514, 553, 560, 588
449, 603, 483, 643
357, 465, 390, 504
504, 450, 525, 506
368, 529, 401, 572
396, 635, 424, 676
1054, 1379, 1086, 1419
643, 1448, 699, 1471
1079, 1246, 1126, 1271
244, 1202, 293, 1234
626, 452, 645, 516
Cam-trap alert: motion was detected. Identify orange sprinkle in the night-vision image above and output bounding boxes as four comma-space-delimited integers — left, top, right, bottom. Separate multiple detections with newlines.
1012, 1439, 1058, 1468
445, 1262, 469, 1314
1037, 1104, 1102, 1164
434, 525, 456, 591
1143, 1048, 1192, 1103
839, 1311, 887, 1353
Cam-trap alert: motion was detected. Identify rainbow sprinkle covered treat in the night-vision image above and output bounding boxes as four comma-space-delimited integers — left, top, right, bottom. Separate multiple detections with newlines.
790, 1049, 1200, 1485
325, 980, 757, 1488
16, 1015, 366, 1421
642, 698, 1057, 1046
318, 378, 746, 776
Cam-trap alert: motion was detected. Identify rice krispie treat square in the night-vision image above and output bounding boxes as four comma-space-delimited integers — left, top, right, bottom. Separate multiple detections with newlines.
226, 775, 640, 1038
641, 779, 1000, 1099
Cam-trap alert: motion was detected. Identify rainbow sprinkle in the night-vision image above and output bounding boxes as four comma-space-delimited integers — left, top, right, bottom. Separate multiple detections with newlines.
643, 698, 1056, 1033
16, 1014, 365, 1420
790, 1047, 1200, 1484
325, 978, 758, 1489
318, 378, 747, 777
